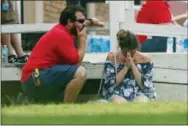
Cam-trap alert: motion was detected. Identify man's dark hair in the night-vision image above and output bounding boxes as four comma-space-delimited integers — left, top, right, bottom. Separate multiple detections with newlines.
59, 5, 86, 25
117, 29, 139, 49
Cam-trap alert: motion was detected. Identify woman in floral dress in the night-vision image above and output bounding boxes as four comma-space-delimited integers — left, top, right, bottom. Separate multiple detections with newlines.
102, 29, 157, 103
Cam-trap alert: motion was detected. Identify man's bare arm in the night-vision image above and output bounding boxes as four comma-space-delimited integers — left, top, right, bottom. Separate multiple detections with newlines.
77, 27, 87, 66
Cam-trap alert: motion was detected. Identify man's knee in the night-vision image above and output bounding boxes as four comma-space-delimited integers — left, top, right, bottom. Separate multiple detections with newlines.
74, 66, 87, 80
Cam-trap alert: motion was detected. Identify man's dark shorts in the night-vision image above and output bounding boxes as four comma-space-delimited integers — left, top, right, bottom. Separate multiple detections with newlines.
140, 36, 168, 52
22, 65, 78, 103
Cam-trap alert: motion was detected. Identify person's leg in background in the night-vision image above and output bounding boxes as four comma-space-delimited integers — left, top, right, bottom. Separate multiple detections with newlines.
1, 33, 17, 63
1, 1, 28, 63
11, 33, 28, 63
140, 38, 155, 52
141, 36, 168, 52
11, 33, 25, 57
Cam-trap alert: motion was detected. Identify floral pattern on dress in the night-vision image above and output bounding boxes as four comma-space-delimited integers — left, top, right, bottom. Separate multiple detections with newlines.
102, 61, 157, 101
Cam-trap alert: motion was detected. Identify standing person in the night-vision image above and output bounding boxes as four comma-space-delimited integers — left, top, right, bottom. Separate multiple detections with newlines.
1, 0, 28, 63
136, 0, 174, 52
21, 5, 104, 103
102, 29, 156, 103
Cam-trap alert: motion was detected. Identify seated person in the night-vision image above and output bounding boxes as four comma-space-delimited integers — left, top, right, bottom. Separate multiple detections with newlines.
102, 29, 157, 103
1, 0, 28, 63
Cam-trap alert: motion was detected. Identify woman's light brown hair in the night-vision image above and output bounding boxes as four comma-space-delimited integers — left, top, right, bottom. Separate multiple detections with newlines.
117, 29, 139, 50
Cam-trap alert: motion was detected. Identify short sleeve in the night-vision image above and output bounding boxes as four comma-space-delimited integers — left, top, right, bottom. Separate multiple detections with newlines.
141, 62, 154, 90
102, 61, 117, 97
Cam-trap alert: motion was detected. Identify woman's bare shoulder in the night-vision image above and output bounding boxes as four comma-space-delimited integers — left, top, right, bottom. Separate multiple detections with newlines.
106, 52, 115, 62
135, 52, 152, 63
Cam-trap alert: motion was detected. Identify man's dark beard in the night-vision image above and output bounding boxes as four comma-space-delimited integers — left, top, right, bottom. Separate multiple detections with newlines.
70, 27, 78, 36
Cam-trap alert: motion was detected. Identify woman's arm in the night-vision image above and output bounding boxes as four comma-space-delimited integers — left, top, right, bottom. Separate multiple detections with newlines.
116, 66, 129, 85
106, 53, 129, 86
125, 52, 152, 89
131, 63, 143, 89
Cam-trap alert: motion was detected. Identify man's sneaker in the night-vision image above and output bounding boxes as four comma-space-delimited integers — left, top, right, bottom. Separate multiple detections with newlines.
8, 55, 17, 63
17, 55, 29, 63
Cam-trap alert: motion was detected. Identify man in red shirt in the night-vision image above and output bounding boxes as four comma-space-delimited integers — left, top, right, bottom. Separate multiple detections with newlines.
136, 0, 173, 52
21, 5, 103, 103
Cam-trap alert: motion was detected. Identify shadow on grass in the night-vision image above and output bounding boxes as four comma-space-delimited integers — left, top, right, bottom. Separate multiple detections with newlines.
2, 112, 187, 125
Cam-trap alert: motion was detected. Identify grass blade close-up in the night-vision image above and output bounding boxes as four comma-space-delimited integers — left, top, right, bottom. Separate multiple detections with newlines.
1, 102, 188, 125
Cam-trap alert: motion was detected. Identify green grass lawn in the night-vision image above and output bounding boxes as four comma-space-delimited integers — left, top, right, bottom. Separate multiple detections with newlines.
1, 102, 188, 125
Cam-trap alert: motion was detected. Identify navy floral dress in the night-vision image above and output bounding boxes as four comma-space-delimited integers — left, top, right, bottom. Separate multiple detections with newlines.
102, 61, 157, 101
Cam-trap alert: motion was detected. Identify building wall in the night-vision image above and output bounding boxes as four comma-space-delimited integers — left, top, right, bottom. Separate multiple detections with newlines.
88, 3, 109, 35
23, 1, 36, 23
24, 1, 187, 25
95, 3, 109, 22
43, 2, 110, 34
43, 2, 110, 23
43, 1, 66, 23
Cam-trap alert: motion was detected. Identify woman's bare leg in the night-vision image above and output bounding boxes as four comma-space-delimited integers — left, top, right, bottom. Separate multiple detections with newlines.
1, 33, 15, 55
110, 95, 127, 104
135, 95, 149, 103
10, 33, 25, 57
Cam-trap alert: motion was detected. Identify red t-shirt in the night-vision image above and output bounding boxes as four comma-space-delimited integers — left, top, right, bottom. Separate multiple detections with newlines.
136, 1, 172, 43
21, 24, 79, 84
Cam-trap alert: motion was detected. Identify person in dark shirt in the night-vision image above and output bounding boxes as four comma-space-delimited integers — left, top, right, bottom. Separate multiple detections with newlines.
21, 5, 104, 103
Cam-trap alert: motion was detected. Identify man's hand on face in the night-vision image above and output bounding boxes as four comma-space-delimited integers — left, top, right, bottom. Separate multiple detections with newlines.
76, 26, 88, 40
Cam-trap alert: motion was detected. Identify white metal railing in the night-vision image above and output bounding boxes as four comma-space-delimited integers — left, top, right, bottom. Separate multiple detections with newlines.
172, 13, 187, 21
121, 23, 187, 38
1, 23, 110, 34
1, 22, 187, 38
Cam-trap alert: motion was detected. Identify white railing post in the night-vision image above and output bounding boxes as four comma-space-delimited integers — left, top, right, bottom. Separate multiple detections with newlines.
109, 1, 121, 52
119, 1, 135, 31
87, 3, 96, 35
16, 1, 22, 47
35, 1, 44, 23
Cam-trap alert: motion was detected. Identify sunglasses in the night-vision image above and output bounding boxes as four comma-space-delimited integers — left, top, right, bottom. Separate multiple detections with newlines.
75, 19, 86, 24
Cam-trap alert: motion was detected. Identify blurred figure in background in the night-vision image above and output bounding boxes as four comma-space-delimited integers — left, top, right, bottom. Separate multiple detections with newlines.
1, 0, 28, 63
136, 0, 176, 52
